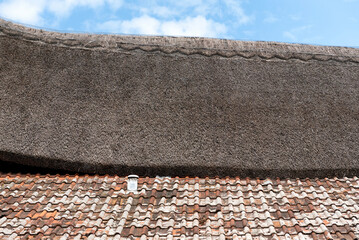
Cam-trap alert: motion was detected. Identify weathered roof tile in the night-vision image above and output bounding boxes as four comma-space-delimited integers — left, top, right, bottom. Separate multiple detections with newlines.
1, 173, 359, 239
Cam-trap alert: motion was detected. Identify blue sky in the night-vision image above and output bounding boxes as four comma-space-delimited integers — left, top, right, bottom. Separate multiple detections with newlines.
0, 0, 358, 47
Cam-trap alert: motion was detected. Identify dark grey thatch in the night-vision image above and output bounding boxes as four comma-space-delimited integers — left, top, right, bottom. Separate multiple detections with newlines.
1, 19, 359, 177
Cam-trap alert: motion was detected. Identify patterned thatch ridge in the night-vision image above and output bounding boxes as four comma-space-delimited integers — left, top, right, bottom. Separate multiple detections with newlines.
1, 19, 358, 63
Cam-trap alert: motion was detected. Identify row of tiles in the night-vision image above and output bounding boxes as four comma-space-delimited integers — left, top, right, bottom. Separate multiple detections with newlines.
0, 173, 358, 239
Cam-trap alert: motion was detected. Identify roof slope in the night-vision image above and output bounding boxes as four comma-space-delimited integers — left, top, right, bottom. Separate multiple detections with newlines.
0, 173, 358, 239
1, 19, 359, 177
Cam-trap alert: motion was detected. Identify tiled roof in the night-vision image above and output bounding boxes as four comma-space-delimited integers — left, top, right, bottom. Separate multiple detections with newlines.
0, 173, 359, 239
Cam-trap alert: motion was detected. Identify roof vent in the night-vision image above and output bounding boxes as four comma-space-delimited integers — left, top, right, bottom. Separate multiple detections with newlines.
127, 175, 139, 192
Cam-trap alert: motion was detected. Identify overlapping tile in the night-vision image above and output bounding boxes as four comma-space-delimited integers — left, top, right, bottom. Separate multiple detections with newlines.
0, 173, 358, 239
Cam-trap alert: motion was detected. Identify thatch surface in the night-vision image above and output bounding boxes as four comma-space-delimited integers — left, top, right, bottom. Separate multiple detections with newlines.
1, 19, 359, 177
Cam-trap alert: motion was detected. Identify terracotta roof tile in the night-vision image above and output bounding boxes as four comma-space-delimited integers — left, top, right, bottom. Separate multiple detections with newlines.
0, 174, 359, 239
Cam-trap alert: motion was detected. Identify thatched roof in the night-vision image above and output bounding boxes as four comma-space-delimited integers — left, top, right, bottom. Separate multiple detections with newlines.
1, 18, 358, 177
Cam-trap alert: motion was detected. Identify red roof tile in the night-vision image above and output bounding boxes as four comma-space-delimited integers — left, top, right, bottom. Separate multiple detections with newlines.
0, 173, 359, 239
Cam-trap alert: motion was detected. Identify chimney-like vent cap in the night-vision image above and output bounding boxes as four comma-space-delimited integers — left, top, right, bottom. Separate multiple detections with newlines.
127, 175, 139, 192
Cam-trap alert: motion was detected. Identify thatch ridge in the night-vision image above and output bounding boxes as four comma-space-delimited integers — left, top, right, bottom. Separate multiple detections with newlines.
1, 18, 358, 62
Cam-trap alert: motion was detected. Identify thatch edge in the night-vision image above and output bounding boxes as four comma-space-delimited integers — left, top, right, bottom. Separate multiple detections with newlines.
1, 151, 358, 178
1, 18, 359, 62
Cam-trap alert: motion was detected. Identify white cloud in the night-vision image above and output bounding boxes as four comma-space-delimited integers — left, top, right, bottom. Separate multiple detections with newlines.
104, 0, 123, 10
47, 0, 123, 18
223, 0, 252, 24
136, 0, 251, 25
97, 15, 227, 38
161, 16, 226, 37
0, 0, 245, 39
0, 0, 46, 25
0, 0, 124, 25
140, 6, 178, 18
135, 0, 215, 19
98, 15, 160, 35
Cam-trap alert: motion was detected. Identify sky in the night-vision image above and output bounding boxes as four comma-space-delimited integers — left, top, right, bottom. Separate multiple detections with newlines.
0, 0, 358, 47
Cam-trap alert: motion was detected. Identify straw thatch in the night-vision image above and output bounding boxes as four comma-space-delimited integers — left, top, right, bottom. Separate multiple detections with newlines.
1, 19, 358, 177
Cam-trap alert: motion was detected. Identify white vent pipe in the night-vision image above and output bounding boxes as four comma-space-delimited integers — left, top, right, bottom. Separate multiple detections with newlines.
127, 175, 139, 192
